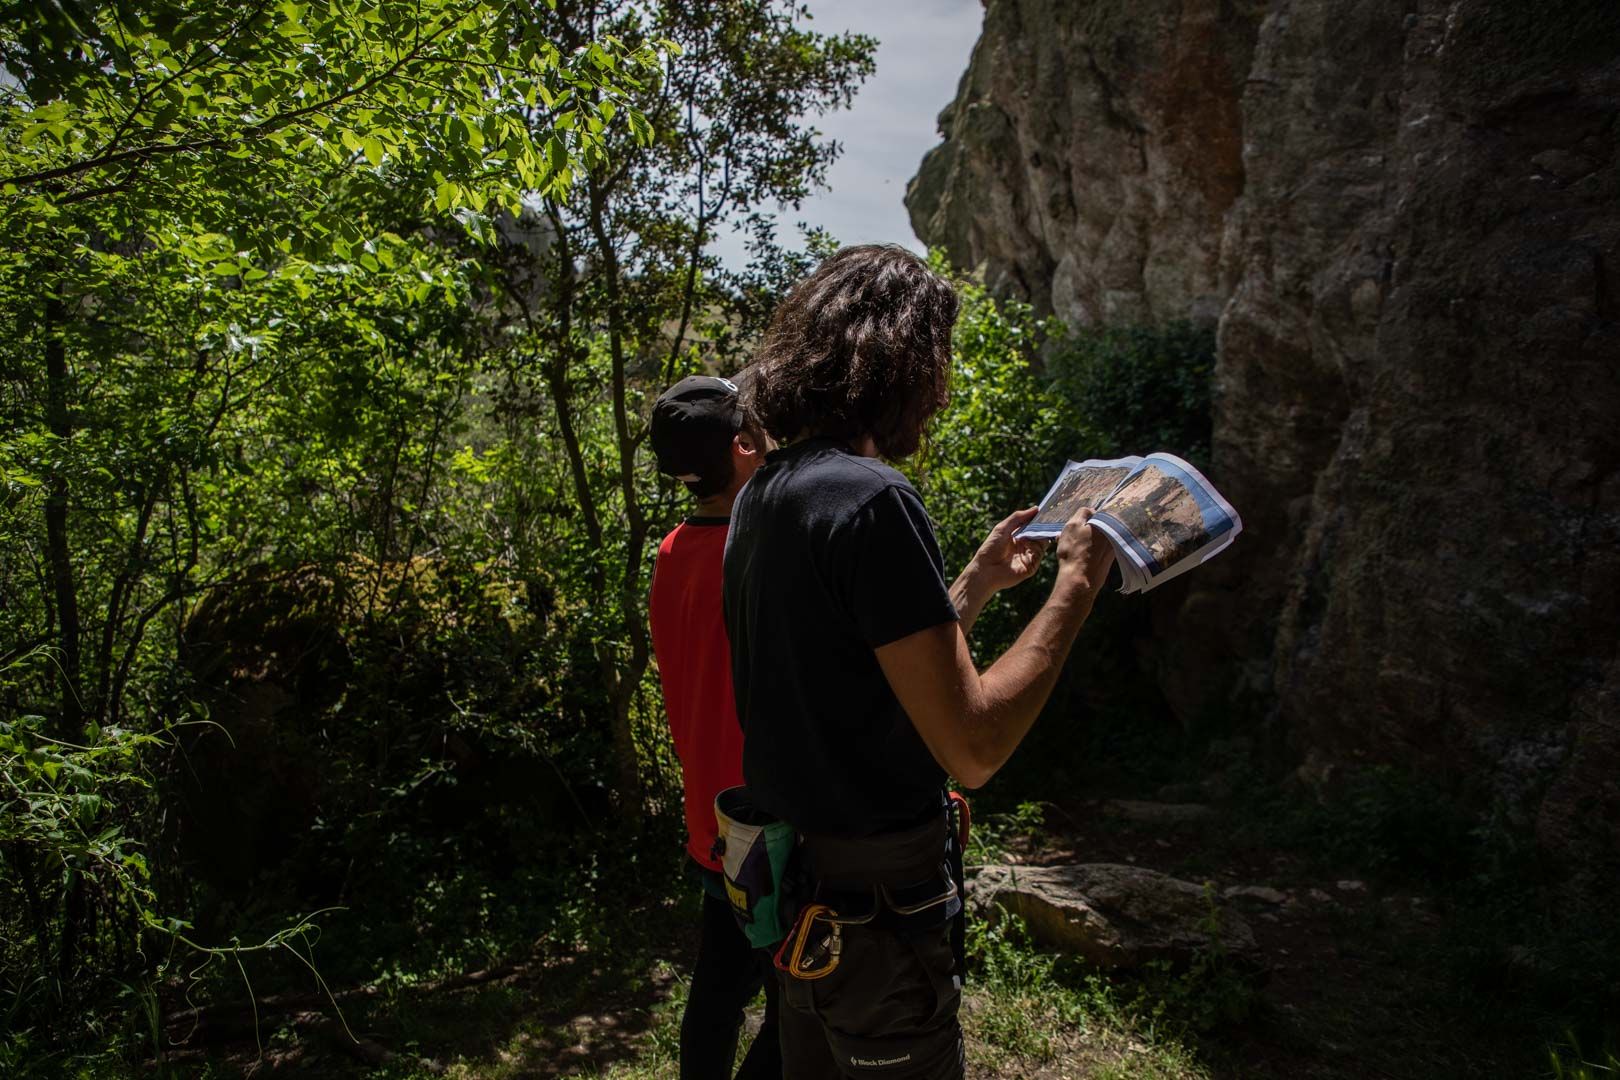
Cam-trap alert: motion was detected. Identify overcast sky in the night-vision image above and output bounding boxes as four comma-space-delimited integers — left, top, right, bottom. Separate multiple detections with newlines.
707, 0, 985, 270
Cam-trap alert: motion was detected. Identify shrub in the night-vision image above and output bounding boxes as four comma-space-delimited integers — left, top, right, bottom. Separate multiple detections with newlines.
1047, 321, 1216, 466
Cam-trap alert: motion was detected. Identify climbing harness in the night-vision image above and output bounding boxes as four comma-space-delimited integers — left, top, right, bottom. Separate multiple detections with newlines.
769, 790, 974, 984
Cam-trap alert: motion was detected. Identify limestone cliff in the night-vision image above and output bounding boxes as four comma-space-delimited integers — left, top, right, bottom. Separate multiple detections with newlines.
910, 0, 1620, 883
907, 0, 1263, 328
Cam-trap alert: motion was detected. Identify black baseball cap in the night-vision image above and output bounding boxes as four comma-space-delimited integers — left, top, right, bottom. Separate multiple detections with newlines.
650, 373, 749, 483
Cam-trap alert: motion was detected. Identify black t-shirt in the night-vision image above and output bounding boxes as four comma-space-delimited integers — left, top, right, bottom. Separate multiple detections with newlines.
722, 437, 959, 836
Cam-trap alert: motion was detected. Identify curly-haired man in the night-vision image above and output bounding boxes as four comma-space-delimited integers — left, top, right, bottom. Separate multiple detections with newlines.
722, 245, 1115, 1078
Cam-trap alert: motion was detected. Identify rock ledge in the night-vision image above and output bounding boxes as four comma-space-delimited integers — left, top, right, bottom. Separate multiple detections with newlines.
971, 862, 1260, 970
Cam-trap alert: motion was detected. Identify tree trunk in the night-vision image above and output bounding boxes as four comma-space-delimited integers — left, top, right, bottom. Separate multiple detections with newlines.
57, 868, 86, 997
587, 184, 650, 828
5, 843, 55, 988
42, 291, 82, 739
602, 666, 643, 829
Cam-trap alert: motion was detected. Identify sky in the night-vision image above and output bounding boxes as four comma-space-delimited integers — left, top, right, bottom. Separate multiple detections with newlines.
707, 0, 986, 270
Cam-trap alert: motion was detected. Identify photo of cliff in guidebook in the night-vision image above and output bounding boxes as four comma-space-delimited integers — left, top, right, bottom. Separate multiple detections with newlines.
1020, 457, 1141, 535
1016, 453, 1241, 594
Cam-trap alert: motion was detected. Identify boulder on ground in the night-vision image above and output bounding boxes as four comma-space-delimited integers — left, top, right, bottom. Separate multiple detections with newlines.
971, 863, 1260, 970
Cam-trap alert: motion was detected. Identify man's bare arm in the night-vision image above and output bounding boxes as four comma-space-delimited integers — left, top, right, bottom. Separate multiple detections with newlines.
949, 506, 1042, 638
877, 509, 1115, 788
948, 563, 995, 638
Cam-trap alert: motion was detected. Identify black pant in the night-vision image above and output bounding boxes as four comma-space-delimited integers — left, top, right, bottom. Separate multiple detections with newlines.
681, 890, 783, 1080
776, 917, 964, 1079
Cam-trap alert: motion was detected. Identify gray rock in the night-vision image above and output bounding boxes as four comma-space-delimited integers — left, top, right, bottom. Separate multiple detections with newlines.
905, 0, 1260, 329
1205, 2, 1620, 903
910, 0, 1620, 894
1223, 885, 1287, 905
1154, 782, 1205, 803
971, 863, 1260, 969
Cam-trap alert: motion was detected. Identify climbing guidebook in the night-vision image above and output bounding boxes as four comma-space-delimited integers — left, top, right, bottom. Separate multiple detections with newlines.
1015, 453, 1242, 594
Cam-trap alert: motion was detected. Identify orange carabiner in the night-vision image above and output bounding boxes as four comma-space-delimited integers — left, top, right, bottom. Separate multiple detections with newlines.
948, 790, 971, 852
772, 903, 842, 981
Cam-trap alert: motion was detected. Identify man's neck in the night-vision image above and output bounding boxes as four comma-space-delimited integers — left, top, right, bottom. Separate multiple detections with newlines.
797, 430, 879, 458
693, 493, 734, 519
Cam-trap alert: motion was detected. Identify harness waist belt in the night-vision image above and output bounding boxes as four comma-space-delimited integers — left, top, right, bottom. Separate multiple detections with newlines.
799, 812, 948, 890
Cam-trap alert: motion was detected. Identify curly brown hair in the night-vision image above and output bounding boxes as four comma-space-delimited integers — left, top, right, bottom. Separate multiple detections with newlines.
747, 244, 958, 460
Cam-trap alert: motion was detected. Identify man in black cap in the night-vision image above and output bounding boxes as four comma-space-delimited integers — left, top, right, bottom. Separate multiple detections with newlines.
648, 374, 781, 1079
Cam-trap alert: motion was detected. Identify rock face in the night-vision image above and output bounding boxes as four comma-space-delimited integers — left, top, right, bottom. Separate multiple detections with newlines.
908, 0, 1263, 329
911, 1, 1620, 885
972, 863, 1260, 968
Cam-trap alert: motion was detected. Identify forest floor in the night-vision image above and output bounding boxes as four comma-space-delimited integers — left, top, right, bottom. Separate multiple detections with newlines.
152, 791, 1560, 1080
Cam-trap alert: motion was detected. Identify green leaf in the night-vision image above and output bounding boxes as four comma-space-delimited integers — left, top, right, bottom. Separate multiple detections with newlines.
627, 109, 653, 146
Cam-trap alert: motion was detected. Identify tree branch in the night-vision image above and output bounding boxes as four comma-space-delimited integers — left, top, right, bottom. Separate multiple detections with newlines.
2, 18, 459, 192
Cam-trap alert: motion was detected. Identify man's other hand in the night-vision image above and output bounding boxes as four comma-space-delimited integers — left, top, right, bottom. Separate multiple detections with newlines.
1056, 508, 1116, 596
969, 506, 1047, 594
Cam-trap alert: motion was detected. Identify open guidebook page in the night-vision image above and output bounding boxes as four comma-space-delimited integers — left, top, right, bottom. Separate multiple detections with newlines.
1015, 453, 1242, 594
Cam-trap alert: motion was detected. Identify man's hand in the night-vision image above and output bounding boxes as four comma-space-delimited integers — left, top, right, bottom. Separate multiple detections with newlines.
951, 506, 1046, 636
971, 505, 1047, 593
1056, 507, 1116, 597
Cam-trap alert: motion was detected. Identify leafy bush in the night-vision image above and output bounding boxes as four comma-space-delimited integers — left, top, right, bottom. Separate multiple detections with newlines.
1047, 321, 1216, 466
911, 270, 1076, 654
0, 656, 169, 1052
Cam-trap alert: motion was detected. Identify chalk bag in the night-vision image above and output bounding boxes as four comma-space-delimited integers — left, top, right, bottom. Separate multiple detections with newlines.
712, 786, 797, 949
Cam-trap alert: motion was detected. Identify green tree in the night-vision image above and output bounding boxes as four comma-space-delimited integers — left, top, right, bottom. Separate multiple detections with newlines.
1, 0, 663, 739
0, 0, 666, 1032
478, 0, 875, 822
